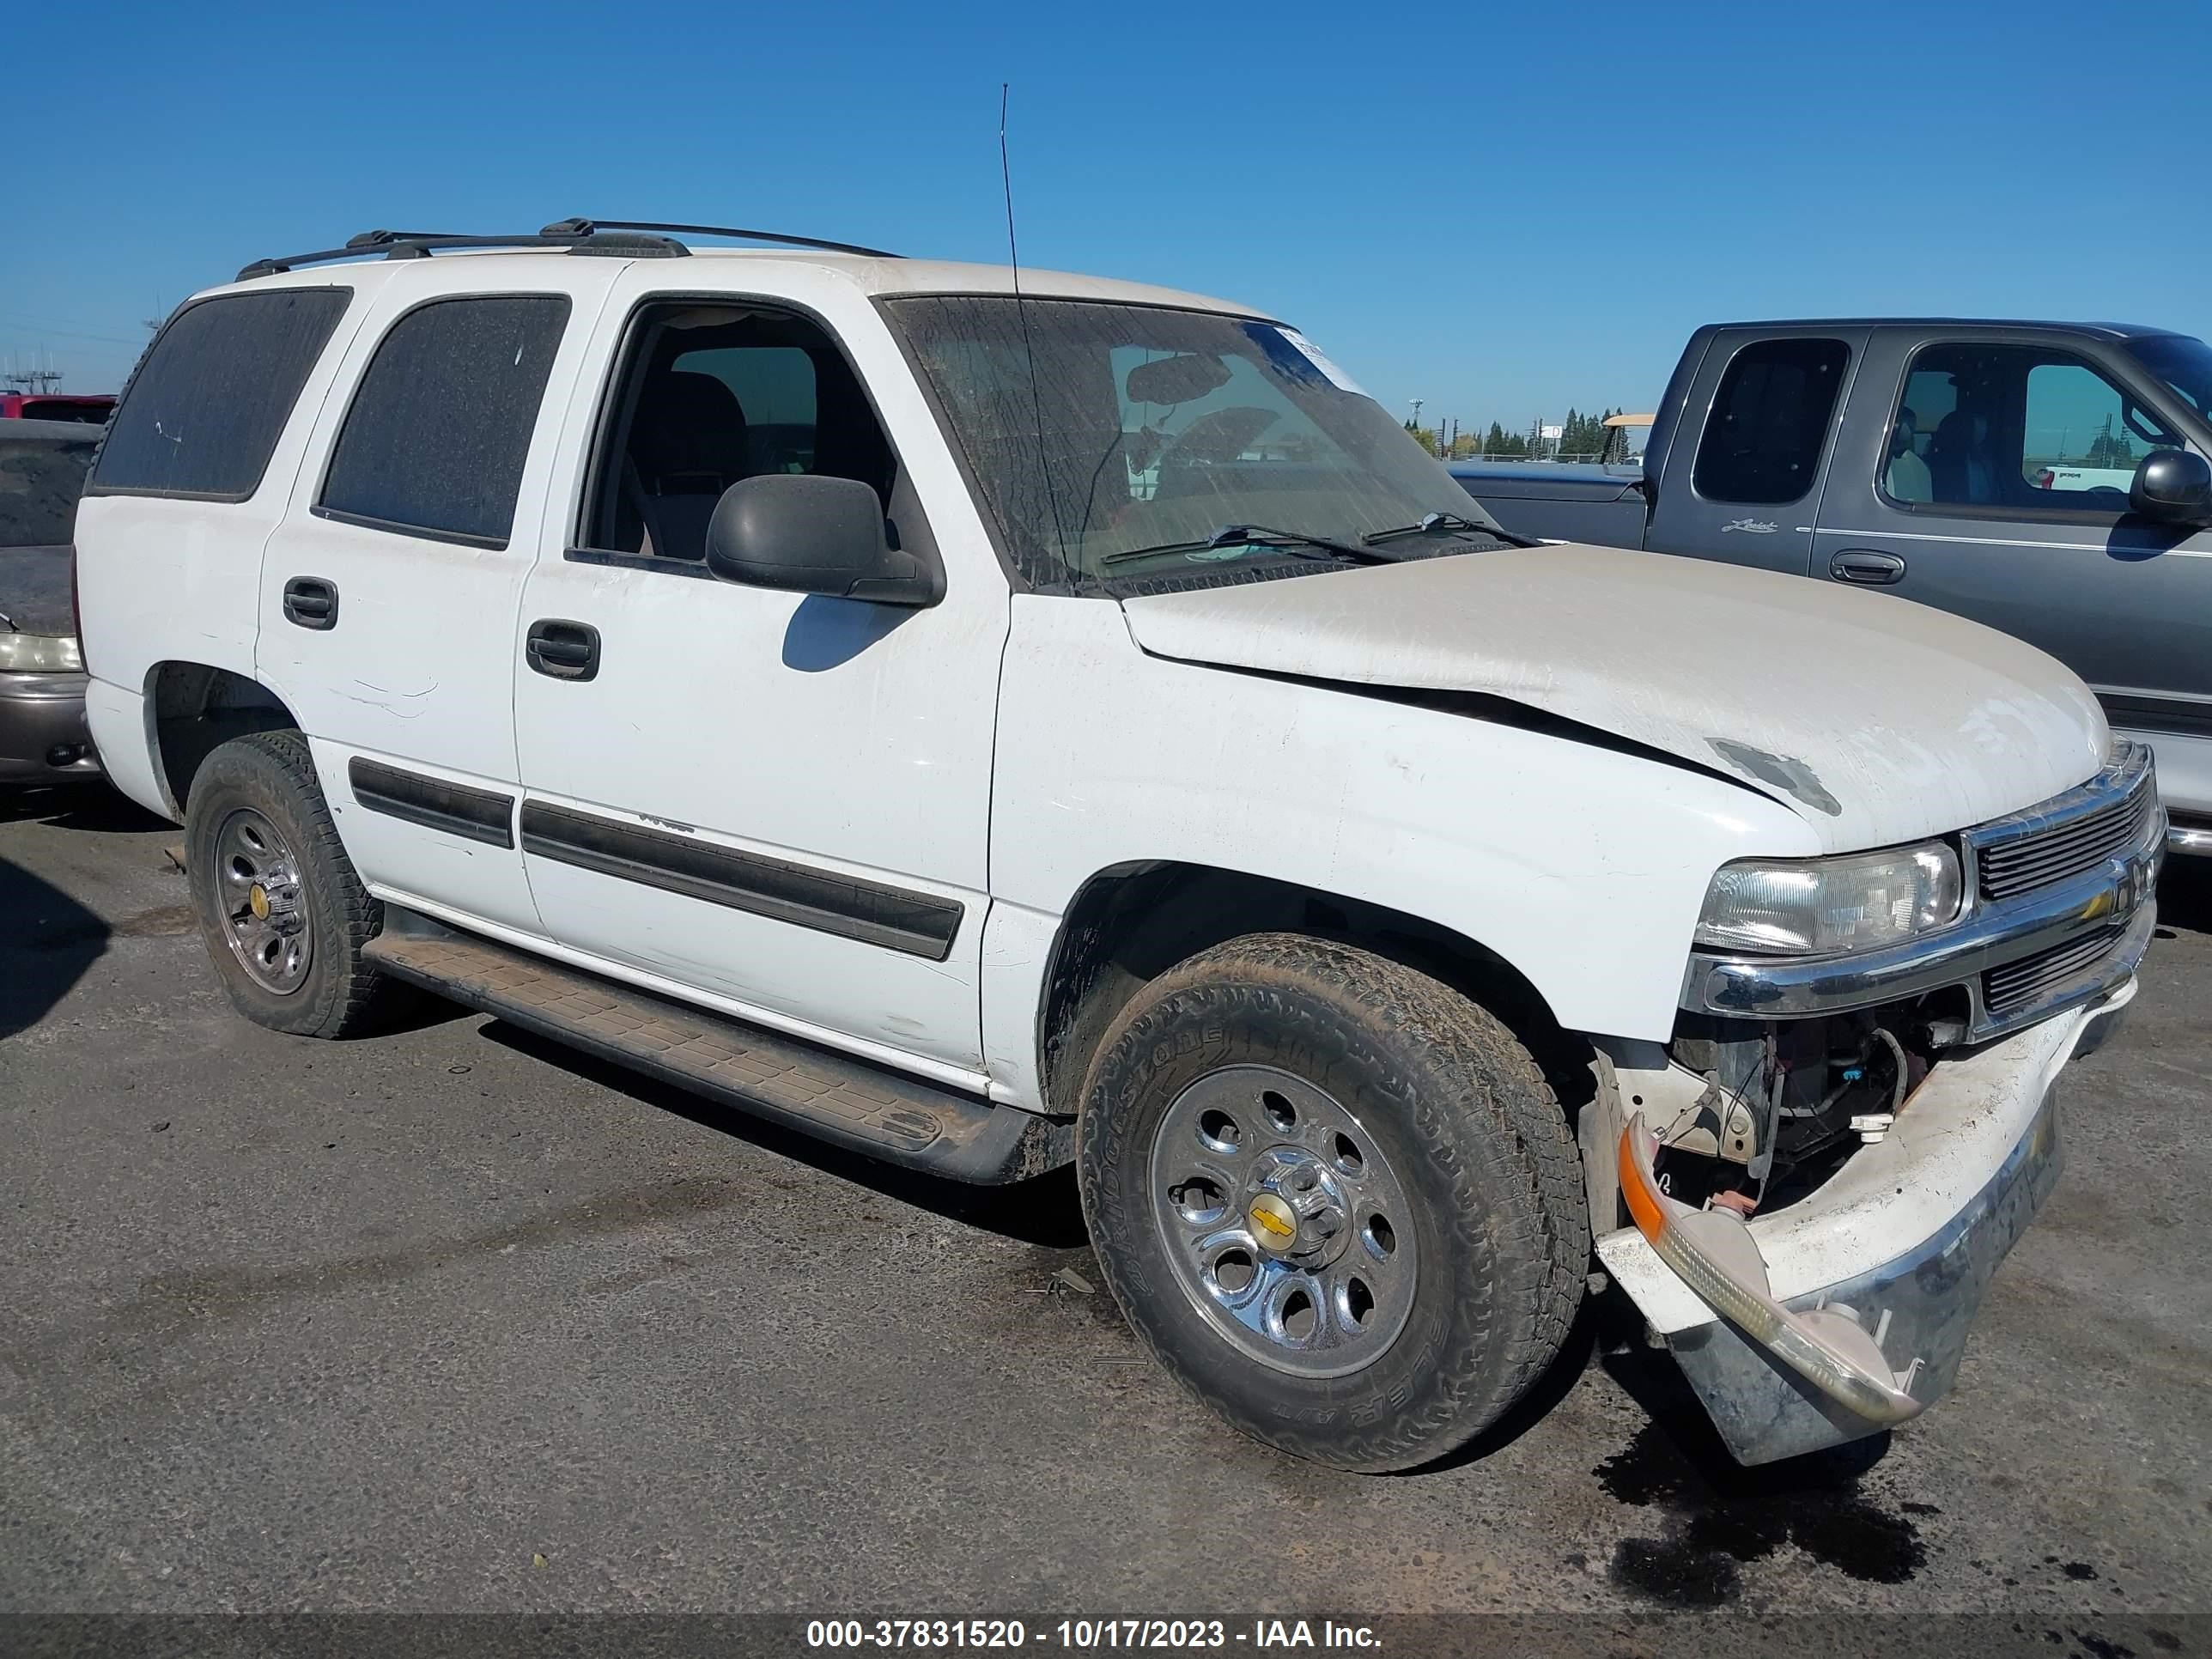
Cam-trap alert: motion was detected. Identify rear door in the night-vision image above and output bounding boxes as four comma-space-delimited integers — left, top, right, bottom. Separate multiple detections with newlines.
1810, 327, 2212, 708
1645, 326, 1868, 575
256, 258, 625, 933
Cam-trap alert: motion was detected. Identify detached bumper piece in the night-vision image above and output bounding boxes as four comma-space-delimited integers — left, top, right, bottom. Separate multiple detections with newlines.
1598, 985, 2124, 1464
1619, 1116, 1926, 1436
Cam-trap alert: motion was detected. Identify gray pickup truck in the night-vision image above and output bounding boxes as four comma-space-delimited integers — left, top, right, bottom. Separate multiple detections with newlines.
1452, 319, 2212, 855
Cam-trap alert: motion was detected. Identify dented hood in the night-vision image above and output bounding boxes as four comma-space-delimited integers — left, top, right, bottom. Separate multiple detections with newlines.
1118, 544, 2108, 852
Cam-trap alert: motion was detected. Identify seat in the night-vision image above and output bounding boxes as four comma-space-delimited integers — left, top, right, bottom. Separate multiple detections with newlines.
1928, 409, 1997, 506
626, 371, 749, 561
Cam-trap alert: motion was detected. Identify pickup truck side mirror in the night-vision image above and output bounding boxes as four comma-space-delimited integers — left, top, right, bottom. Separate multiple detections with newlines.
2129, 449, 2212, 526
704, 473, 942, 606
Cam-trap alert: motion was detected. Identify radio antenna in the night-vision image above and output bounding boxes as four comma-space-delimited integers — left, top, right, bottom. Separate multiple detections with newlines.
1000, 82, 1074, 588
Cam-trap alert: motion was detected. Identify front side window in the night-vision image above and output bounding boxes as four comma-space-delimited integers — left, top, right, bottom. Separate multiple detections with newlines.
319, 294, 571, 547
89, 287, 350, 500
1691, 337, 1850, 506
881, 296, 1501, 592
576, 303, 896, 565
1881, 343, 2182, 514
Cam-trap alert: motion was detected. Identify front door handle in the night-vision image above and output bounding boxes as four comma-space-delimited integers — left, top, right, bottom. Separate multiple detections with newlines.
1830, 549, 1907, 585
282, 576, 339, 629
526, 618, 600, 682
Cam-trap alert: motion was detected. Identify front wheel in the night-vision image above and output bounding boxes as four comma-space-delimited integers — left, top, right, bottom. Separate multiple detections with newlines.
1077, 934, 1587, 1472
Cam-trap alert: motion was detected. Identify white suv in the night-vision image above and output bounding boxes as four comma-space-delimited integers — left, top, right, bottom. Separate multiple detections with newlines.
74, 221, 2160, 1472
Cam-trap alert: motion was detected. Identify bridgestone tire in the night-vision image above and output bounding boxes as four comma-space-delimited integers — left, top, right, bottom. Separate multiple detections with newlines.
1077, 933, 1588, 1472
185, 730, 402, 1039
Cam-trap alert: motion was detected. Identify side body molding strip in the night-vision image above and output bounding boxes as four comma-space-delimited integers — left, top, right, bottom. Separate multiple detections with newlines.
517, 801, 964, 961
349, 758, 516, 848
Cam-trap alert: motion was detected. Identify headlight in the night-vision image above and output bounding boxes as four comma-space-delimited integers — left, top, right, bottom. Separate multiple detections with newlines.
1694, 842, 1962, 955
0, 633, 84, 672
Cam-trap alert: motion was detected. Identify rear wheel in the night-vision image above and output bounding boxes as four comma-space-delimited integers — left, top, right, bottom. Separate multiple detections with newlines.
185, 730, 402, 1037
1077, 933, 1587, 1472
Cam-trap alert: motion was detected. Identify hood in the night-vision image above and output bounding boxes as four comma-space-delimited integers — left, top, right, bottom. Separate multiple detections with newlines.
1118, 544, 2107, 853
0, 544, 76, 639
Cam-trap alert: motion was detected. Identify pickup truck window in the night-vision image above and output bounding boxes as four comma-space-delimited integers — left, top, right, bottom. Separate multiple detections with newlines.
575, 302, 896, 566
88, 288, 350, 502
1881, 343, 2181, 514
318, 295, 571, 550
882, 296, 1486, 592
1690, 338, 1850, 506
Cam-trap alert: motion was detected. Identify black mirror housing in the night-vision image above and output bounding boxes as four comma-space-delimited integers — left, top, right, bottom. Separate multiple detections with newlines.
704, 473, 942, 606
2130, 449, 2212, 525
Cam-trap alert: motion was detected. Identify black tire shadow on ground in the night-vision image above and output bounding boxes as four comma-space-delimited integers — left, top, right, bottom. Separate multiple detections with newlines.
0, 855, 111, 1040
473, 1018, 1091, 1249
0, 781, 169, 834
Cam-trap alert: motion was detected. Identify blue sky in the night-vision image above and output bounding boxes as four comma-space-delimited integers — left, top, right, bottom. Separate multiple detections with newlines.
9, 0, 2208, 434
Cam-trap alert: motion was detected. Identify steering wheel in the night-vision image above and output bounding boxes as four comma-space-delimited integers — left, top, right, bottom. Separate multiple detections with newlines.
1158, 406, 1279, 468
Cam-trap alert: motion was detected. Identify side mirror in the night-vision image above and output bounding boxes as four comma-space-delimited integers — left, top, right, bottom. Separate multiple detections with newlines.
704, 473, 941, 606
2129, 449, 2212, 525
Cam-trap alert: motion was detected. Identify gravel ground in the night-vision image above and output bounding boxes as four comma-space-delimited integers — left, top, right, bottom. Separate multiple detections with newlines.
2, 785, 2206, 1644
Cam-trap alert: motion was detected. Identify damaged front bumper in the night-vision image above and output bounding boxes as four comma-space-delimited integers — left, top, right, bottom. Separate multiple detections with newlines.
1596, 975, 2134, 1465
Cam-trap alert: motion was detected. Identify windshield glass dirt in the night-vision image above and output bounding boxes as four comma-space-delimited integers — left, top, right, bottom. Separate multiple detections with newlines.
0, 436, 99, 548
883, 296, 1503, 590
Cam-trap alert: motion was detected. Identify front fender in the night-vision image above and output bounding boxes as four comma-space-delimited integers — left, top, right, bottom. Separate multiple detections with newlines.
978, 596, 1814, 1106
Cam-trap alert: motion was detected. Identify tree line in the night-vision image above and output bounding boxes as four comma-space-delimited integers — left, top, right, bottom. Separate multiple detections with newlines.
1404, 407, 1628, 460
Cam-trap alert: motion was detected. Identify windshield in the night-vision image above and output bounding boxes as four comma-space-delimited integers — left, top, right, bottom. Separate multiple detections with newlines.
0, 435, 99, 548
2128, 333, 2212, 420
882, 296, 1504, 590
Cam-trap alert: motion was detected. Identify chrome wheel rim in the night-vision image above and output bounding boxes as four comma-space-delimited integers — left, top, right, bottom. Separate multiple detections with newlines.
1148, 1065, 1418, 1378
214, 806, 313, 995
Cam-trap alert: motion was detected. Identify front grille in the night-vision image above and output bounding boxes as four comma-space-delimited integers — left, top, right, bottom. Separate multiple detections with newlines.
1977, 785, 2152, 902
1984, 926, 2124, 1016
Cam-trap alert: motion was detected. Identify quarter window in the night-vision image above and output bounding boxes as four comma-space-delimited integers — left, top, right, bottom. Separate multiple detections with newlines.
1692, 338, 1850, 505
1690, 343, 1849, 506
319, 295, 571, 547
1881, 343, 2182, 514
89, 288, 350, 501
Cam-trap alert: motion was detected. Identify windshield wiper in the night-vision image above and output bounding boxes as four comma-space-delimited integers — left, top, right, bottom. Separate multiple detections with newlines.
1361, 510, 1535, 549
1100, 522, 1396, 568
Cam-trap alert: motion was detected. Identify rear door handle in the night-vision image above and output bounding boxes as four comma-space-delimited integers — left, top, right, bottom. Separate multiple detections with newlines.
526, 618, 600, 682
1829, 549, 1907, 585
282, 576, 339, 629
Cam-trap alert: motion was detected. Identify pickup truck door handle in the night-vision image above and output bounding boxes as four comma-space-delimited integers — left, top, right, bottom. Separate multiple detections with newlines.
281, 576, 339, 629
526, 618, 600, 682
1829, 549, 1907, 585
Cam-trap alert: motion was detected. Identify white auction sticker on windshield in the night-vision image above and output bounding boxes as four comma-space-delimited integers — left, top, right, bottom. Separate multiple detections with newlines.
1275, 327, 1367, 397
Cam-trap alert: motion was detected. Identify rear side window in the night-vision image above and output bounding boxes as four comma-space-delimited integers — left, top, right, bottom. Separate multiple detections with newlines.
317, 295, 571, 548
89, 288, 350, 501
1692, 337, 1850, 505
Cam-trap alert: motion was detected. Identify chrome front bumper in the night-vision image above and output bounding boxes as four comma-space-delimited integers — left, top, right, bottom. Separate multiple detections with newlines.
1599, 980, 2132, 1464
1680, 744, 2163, 1042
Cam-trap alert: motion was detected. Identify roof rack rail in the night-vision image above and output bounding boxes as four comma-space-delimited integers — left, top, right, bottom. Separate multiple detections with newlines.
543, 218, 902, 259
235, 227, 689, 282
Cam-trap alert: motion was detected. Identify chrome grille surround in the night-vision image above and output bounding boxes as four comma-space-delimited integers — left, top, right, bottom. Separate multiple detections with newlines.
1681, 742, 2164, 1042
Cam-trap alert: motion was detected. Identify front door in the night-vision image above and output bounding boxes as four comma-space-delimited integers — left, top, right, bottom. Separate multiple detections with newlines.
1811, 330, 2212, 722
510, 275, 1007, 1078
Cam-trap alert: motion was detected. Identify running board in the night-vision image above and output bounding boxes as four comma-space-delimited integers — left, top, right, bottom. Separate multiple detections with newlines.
362, 909, 1069, 1184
